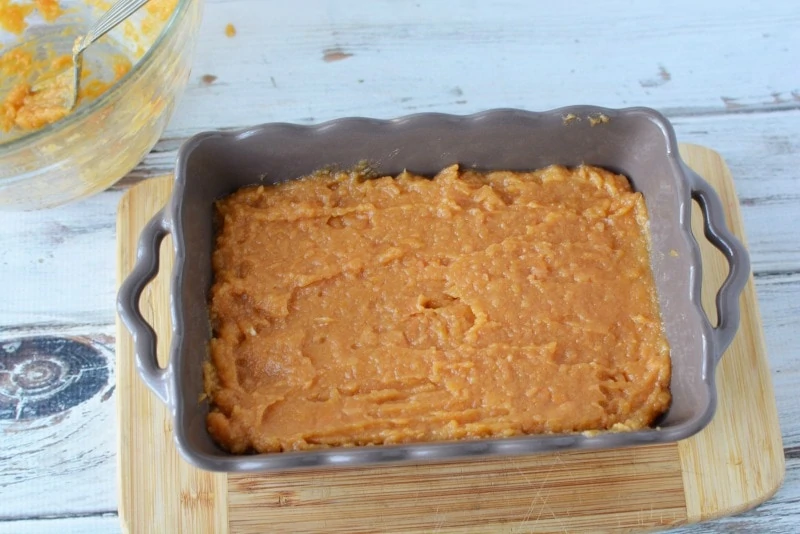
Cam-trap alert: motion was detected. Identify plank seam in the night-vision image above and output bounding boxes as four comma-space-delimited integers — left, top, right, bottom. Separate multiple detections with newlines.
784, 446, 800, 460
0, 511, 118, 522
0, 322, 114, 334
753, 270, 800, 280
663, 102, 800, 119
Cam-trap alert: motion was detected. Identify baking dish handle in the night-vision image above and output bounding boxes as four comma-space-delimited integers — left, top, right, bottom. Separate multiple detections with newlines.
117, 207, 172, 405
686, 168, 751, 363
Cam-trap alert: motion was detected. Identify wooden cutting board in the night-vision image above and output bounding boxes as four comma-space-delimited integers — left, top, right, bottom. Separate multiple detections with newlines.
115, 144, 784, 533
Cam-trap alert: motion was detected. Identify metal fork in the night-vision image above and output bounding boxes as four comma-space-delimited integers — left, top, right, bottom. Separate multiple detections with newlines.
32, 0, 151, 111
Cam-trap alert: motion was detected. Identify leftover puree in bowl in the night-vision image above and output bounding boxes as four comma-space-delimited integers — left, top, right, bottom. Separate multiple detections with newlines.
1, 45, 131, 132
205, 164, 672, 454
0, 0, 175, 136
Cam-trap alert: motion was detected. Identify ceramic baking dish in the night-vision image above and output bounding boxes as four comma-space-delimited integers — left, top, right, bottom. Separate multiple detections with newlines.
118, 106, 750, 472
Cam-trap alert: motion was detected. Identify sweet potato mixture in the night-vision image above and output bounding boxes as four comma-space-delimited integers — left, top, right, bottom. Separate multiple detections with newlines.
205, 164, 671, 454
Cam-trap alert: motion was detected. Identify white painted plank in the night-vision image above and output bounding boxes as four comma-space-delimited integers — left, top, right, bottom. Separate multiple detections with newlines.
0, 191, 122, 332
162, 0, 800, 138
754, 272, 800, 449
0, 515, 119, 534
672, 111, 800, 274
0, 337, 118, 519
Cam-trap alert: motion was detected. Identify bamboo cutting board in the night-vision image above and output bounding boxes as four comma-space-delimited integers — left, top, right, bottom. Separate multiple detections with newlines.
116, 145, 784, 533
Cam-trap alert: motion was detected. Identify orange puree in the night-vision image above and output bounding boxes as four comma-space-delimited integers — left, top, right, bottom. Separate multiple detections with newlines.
145, 0, 177, 20
0, 0, 34, 34
0, 47, 33, 75
0, 44, 131, 132
1, 53, 73, 132
141, 0, 176, 35
205, 164, 672, 454
34, 0, 62, 22
1, 79, 69, 131
0, 0, 61, 33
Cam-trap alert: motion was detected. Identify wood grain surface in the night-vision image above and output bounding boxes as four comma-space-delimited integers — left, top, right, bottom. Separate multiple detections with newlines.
114, 145, 782, 533
678, 149, 785, 523
1, 0, 799, 532
116, 179, 229, 534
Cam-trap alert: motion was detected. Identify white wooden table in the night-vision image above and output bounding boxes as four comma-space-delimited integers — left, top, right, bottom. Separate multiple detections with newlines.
1, 0, 798, 532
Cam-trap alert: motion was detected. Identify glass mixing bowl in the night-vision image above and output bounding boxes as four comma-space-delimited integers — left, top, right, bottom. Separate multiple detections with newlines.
0, 0, 203, 210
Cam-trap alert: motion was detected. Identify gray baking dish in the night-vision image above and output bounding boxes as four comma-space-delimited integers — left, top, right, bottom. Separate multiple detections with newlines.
118, 106, 750, 473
